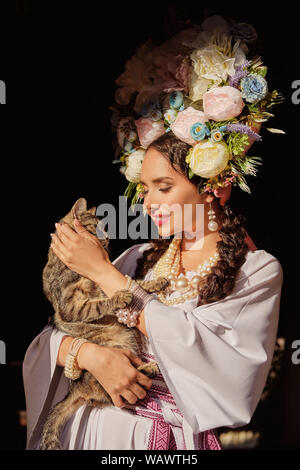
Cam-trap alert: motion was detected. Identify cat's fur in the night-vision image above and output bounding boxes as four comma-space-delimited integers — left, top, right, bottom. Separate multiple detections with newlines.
39, 197, 169, 450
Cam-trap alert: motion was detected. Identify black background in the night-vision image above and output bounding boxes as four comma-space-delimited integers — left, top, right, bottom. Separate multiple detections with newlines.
0, 0, 299, 450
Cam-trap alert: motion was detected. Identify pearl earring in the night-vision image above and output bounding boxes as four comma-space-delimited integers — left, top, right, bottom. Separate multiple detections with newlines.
208, 202, 218, 231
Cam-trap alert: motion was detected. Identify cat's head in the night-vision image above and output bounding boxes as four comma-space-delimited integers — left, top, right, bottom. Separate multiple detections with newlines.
59, 198, 109, 248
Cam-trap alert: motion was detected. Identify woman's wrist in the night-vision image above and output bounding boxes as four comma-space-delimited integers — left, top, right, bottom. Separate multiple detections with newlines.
93, 263, 128, 298
76, 341, 108, 371
57, 336, 96, 371
76, 341, 94, 370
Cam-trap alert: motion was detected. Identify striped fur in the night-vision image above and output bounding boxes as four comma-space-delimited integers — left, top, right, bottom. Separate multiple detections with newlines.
40, 198, 169, 450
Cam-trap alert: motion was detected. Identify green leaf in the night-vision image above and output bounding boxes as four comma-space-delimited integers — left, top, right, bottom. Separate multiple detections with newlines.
188, 167, 194, 179
227, 132, 250, 156
266, 128, 286, 134
124, 181, 136, 199
190, 99, 204, 111
256, 66, 267, 78
247, 103, 260, 113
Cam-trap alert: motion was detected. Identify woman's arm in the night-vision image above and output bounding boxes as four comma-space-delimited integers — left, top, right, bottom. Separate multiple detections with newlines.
50, 222, 149, 336
55, 332, 152, 408
56, 335, 91, 368
93, 263, 148, 337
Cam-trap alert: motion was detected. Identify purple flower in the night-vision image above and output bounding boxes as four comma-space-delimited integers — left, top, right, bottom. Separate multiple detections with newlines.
229, 60, 252, 88
226, 123, 262, 141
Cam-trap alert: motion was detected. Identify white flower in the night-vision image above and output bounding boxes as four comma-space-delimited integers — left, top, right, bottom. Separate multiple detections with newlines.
188, 41, 246, 101
189, 140, 230, 179
124, 149, 146, 182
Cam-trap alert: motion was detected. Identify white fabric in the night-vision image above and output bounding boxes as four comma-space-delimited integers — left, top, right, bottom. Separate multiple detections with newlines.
22, 242, 283, 449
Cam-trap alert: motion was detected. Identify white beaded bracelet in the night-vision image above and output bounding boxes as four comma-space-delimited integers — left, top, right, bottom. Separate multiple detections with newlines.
116, 277, 154, 328
64, 337, 89, 380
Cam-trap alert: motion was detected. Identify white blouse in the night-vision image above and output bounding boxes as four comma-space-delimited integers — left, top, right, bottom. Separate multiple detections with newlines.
22, 242, 283, 450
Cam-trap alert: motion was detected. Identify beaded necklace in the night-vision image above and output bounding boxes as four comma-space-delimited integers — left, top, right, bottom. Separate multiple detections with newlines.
153, 237, 219, 305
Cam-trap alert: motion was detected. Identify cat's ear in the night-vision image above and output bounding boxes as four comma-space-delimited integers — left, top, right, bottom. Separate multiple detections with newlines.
88, 206, 97, 215
71, 198, 87, 219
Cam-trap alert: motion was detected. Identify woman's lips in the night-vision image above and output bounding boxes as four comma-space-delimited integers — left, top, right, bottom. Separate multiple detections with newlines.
153, 214, 171, 226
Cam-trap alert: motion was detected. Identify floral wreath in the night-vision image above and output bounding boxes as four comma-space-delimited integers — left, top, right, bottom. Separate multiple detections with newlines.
109, 14, 285, 206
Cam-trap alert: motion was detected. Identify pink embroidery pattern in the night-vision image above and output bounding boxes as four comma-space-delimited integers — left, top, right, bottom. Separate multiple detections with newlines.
125, 352, 222, 450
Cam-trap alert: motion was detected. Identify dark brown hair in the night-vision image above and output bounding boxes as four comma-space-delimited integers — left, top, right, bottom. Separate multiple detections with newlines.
134, 132, 250, 307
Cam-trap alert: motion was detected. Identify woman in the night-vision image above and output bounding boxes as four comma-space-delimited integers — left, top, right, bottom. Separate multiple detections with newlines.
23, 15, 284, 450
23, 132, 283, 450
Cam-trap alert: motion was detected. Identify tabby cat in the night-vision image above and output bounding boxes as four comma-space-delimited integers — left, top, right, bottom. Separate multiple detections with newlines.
40, 197, 169, 450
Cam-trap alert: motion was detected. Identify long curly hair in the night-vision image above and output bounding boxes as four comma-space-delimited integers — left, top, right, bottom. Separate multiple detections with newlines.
133, 132, 250, 307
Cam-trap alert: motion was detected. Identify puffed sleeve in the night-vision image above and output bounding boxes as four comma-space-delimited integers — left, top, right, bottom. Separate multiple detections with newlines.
143, 250, 284, 434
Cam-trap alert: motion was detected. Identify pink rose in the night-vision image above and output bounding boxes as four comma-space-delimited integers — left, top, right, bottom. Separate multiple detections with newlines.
213, 184, 232, 206
170, 106, 208, 145
203, 86, 245, 121
134, 117, 165, 148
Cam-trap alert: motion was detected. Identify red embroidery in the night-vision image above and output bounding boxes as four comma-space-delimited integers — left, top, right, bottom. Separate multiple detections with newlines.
126, 352, 222, 450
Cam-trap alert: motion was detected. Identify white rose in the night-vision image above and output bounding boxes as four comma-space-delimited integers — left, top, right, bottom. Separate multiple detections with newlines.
188, 42, 245, 101
124, 149, 146, 182
189, 140, 230, 179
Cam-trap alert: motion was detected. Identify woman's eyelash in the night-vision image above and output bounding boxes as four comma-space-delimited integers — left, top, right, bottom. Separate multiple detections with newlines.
143, 187, 171, 195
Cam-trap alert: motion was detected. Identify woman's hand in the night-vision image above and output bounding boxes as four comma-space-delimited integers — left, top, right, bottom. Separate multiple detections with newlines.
50, 219, 110, 282
77, 342, 153, 408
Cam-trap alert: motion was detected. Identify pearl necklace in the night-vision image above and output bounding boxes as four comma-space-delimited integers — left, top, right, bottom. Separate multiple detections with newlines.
153, 237, 220, 305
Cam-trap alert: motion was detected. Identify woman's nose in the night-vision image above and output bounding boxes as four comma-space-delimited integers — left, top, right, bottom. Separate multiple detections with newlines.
144, 194, 160, 215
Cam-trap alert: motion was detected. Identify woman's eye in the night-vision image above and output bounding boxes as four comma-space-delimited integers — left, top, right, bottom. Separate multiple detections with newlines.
143, 187, 171, 196
159, 187, 172, 193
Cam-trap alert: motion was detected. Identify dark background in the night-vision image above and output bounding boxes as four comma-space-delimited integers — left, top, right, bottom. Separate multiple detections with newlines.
0, 0, 299, 450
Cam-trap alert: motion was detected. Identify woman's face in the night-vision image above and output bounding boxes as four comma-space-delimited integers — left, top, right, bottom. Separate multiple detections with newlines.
140, 146, 207, 242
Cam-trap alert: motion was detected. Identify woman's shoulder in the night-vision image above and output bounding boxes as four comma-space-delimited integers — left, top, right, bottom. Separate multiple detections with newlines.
242, 248, 283, 275
235, 248, 283, 292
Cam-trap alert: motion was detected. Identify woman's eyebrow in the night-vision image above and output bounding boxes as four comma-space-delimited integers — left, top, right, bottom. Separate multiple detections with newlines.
140, 177, 174, 185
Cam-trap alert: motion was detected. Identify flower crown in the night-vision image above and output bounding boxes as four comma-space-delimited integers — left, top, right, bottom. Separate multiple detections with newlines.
109, 15, 285, 206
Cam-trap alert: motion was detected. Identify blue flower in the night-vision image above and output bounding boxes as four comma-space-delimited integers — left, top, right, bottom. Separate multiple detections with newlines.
210, 130, 223, 142
240, 73, 268, 104
190, 122, 210, 141
163, 108, 178, 124
169, 91, 184, 109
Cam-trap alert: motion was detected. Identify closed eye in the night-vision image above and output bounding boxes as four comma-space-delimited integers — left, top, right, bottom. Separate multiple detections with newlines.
143, 187, 172, 196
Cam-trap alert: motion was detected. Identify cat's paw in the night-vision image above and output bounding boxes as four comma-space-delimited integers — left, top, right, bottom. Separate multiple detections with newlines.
138, 277, 169, 293
137, 360, 160, 378
111, 290, 133, 310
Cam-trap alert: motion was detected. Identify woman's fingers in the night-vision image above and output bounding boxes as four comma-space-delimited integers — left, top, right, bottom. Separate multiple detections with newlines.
128, 382, 148, 400
137, 371, 152, 390
50, 233, 69, 258
112, 383, 147, 408
55, 222, 79, 243
120, 388, 143, 405
111, 394, 126, 408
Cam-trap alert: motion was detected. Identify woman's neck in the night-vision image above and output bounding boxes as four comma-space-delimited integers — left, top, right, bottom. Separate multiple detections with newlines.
178, 231, 222, 274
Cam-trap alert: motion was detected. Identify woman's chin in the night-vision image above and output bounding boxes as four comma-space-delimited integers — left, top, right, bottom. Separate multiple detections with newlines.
157, 223, 174, 239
